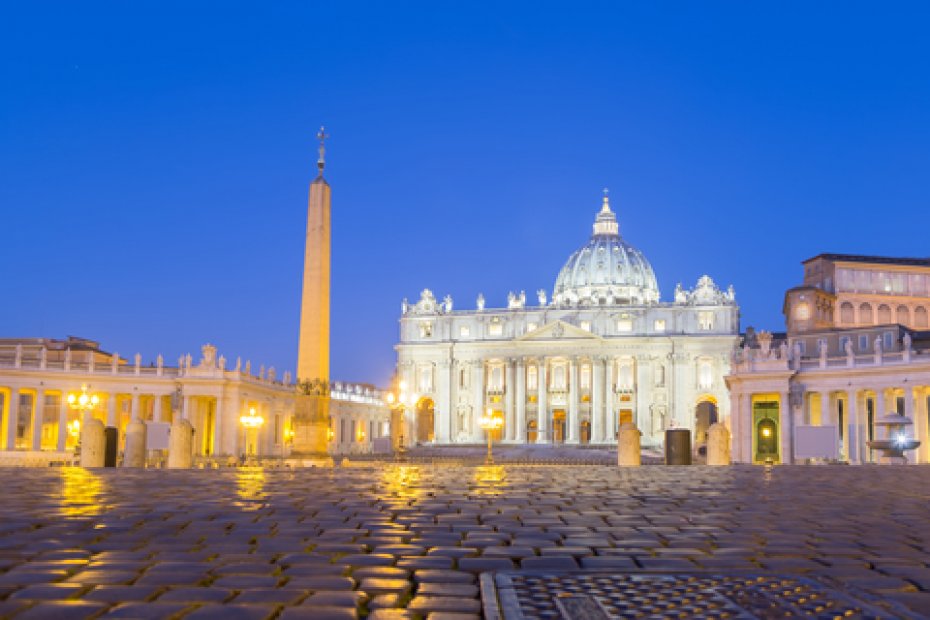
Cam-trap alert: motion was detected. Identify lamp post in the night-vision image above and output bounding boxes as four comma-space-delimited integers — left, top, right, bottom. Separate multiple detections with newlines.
67, 384, 100, 444
386, 380, 418, 458
239, 406, 265, 457
478, 407, 504, 465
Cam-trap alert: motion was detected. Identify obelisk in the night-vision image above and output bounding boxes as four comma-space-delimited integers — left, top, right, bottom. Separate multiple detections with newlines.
292, 126, 332, 457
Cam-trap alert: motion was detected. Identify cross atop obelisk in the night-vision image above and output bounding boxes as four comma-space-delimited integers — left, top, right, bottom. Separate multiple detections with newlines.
316, 126, 329, 176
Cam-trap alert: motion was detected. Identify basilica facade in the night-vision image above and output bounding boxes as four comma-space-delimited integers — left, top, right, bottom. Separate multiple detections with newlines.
396, 193, 740, 447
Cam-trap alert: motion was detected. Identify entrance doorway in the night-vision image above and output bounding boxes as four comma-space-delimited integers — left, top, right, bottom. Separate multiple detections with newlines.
527, 419, 538, 443
415, 398, 435, 443
694, 399, 718, 445
580, 420, 591, 443
552, 410, 566, 443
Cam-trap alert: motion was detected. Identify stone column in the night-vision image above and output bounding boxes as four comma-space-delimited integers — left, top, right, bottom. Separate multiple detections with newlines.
32, 389, 44, 450
5, 388, 19, 451
903, 386, 918, 462
153, 395, 163, 423
819, 391, 832, 426
107, 394, 118, 427
846, 390, 860, 464
567, 358, 579, 444
471, 360, 485, 442
182, 395, 191, 421
515, 358, 526, 443
778, 391, 792, 464
505, 360, 515, 442
436, 360, 451, 443
592, 357, 605, 443
537, 359, 549, 443
915, 387, 929, 464
874, 389, 886, 443
605, 358, 616, 442
131, 393, 140, 421
735, 392, 750, 463
57, 393, 68, 451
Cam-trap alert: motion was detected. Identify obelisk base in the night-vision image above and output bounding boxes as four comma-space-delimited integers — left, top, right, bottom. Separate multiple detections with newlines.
291, 394, 334, 466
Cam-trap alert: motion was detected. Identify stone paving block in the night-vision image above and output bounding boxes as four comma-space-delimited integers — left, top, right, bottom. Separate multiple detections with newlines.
351, 566, 410, 580
157, 586, 234, 603
363, 610, 412, 620
135, 570, 209, 586
414, 569, 476, 584
232, 587, 308, 604
407, 595, 482, 615
183, 603, 278, 620
9, 583, 87, 600
416, 582, 479, 598
65, 570, 139, 586
211, 574, 280, 588
369, 593, 403, 609
426, 613, 481, 620
15, 600, 109, 619
397, 556, 454, 570
0, 570, 69, 585
520, 555, 580, 570
284, 574, 356, 590
302, 589, 367, 607
84, 584, 161, 603
457, 557, 514, 572
359, 577, 413, 596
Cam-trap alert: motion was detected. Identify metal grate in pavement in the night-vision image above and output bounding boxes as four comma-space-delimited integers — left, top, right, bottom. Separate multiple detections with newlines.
480, 571, 915, 619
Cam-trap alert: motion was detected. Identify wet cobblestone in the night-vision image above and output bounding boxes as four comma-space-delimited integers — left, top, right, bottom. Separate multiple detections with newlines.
0, 464, 927, 617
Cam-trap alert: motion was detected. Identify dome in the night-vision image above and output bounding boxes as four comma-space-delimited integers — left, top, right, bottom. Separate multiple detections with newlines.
552, 192, 660, 306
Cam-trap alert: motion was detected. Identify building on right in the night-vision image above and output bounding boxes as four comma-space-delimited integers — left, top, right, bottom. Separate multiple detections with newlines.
726, 254, 930, 464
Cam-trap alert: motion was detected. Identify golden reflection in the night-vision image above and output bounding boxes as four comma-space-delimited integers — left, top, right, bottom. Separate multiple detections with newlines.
380, 465, 423, 505
235, 466, 267, 510
60, 467, 104, 518
472, 464, 506, 496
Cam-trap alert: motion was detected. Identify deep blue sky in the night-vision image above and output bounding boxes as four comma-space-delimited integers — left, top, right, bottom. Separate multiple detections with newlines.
3, 3, 929, 385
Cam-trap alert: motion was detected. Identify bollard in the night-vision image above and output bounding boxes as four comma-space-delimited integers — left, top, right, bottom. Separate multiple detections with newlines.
123, 418, 147, 468
80, 418, 106, 468
167, 419, 194, 469
617, 423, 642, 467
706, 423, 731, 466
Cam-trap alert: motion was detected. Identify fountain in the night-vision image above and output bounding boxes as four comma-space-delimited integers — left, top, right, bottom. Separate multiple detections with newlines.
867, 412, 921, 464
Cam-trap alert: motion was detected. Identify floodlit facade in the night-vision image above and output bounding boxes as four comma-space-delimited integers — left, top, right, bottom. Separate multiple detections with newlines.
726, 254, 930, 464
0, 337, 389, 463
396, 193, 740, 447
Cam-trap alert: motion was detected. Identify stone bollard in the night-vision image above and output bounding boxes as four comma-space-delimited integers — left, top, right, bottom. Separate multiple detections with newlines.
167, 419, 194, 469
123, 418, 147, 468
617, 422, 642, 467
80, 418, 106, 468
706, 423, 731, 466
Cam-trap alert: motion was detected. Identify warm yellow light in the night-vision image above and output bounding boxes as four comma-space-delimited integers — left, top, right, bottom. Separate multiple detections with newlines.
67, 394, 76, 405
478, 411, 504, 431
327, 427, 335, 441
399, 380, 408, 391
386, 392, 395, 404
357, 429, 366, 442
411, 393, 420, 405
67, 384, 98, 412
239, 407, 264, 429
761, 427, 772, 438
67, 419, 81, 437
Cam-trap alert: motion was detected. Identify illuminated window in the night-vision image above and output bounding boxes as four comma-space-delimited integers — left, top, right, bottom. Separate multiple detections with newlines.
552, 365, 567, 390
580, 365, 591, 389
419, 367, 432, 392
580, 321, 591, 332
489, 319, 503, 337
617, 363, 633, 390
616, 319, 632, 332
654, 319, 666, 332
526, 322, 537, 332
698, 360, 713, 390
527, 365, 538, 390
698, 311, 714, 330
419, 322, 433, 338
459, 325, 470, 338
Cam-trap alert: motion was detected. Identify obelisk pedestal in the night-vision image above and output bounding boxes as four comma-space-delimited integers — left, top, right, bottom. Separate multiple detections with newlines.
291, 393, 333, 465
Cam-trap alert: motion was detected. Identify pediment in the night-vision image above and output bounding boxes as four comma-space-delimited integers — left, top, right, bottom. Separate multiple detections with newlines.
518, 320, 602, 342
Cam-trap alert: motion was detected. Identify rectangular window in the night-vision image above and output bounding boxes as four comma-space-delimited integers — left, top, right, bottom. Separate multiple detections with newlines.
459, 325, 470, 338
797, 340, 806, 355
580, 320, 591, 332
616, 319, 632, 332
654, 319, 666, 332
580, 365, 591, 389
839, 336, 850, 351
419, 322, 433, 338
489, 321, 503, 336
527, 366, 538, 390
896, 396, 905, 415
817, 337, 827, 353
883, 332, 894, 349
526, 322, 537, 332
859, 335, 869, 351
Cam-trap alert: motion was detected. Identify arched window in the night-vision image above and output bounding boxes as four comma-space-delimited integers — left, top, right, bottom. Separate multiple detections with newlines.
528, 366, 538, 390
877, 304, 892, 324
618, 362, 634, 390
697, 359, 713, 390
552, 365, 566, 390
840, 302, 855, 324
896, 305, 910, 325
859, 303, 873, 324
915, 306, 929, 328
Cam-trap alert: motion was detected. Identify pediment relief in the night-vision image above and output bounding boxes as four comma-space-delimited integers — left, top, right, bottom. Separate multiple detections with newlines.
517, 320, 602, 342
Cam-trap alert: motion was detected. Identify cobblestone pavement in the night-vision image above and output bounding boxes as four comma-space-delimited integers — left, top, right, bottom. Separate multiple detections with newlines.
0, 464, 928, 618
